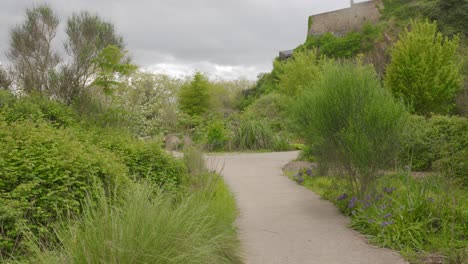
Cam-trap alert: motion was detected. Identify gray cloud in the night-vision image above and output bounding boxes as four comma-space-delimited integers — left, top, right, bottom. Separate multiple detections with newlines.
0, 0, 352, 79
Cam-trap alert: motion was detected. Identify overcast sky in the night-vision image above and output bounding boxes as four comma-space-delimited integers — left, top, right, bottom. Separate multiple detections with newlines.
0, 0, 369, 80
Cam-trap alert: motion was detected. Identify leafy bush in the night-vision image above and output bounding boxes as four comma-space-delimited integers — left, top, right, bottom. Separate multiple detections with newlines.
243, 92, 289, 132
90, 129, 187, 191
275, 50, 321, 96
0, 92, 77, 127
292, 62, 407, 195
0, 119, 128, 258
400, 115, 467, 186
205, 120, 230, 151
232, 117, 273, 150
385, 20, 462, 115
31, 180, 242, 264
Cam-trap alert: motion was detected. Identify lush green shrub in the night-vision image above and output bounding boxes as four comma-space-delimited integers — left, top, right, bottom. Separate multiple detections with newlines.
400, 115, 467, 186
232, 117, 273, 150
292, 62, 407, 195
244, 92, 289, 132
385, 20, 462, 115
205, 120, 230, 151
0, 92, 77, 127
31, 180, 242, 264
0, 119, 128, 258
275, 50, 321, 96
178, 72, 211, 116
90, 129, 187, 191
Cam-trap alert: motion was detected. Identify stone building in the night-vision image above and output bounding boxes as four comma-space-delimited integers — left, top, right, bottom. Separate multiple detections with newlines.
307, 0, 383, 37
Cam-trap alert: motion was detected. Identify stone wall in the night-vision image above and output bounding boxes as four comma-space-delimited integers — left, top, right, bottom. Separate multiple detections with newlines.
308, 0, 383, 36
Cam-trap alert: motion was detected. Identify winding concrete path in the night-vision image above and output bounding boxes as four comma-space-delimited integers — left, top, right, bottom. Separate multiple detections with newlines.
208, 151, 406, 264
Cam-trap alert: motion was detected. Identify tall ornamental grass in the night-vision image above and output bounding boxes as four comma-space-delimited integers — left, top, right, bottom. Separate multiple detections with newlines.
31, 179, 242, 264
293, 62, 407, 196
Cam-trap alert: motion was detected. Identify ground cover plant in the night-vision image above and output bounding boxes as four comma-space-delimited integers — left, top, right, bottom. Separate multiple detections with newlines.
286, 170, 467, 264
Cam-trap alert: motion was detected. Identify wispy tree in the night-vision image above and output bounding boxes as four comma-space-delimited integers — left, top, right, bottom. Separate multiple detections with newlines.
58, 11, 124, 103
7, 4, 60, 94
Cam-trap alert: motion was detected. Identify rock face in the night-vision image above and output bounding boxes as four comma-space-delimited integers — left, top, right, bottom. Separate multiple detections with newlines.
308, 0, 383, 37
165, 134, 181, 151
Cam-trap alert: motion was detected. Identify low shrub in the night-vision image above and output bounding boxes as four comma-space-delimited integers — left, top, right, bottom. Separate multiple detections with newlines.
31, 180, 242, 264
89, 129, 187, 191
0, 119, 128, 258
292, 62, 407, 196
298, 173, 468, 263
400, 115, 467, 186
205, 120, 230, 151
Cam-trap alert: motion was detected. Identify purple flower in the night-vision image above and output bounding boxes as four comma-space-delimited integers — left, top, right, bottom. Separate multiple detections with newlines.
375, 194, 384, 201
368, 219, 375, 224
337, 193, 348, 201
383, 187, 396, 194
306, 169, 313, 176
365, 195, 372, 201
384, 213, 392, 219
427, 197, 435, 203
380, 204, 387, 210
348, 197, 358, 209
363, 201, 372, 209
381, 220, 394, 227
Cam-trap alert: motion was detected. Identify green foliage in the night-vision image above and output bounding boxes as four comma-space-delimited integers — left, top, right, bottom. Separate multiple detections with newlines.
243, 92, 289, 132
293, 62, 407, 195
205, 120, 230, 151
92, 45, 137, 95
0, 119, 128, 258
89, 129, 187, 191
178, 72, 211, 116
114, 73, 183, 137
299, 173, 468, 263
0, 92, 77, 127
382, 0, 468, 37
400, 115, 468, 186
385, 20, 462, 115
276, 50, 321, 96
31, 180, 242, 264
298, 23, 382, 58
232, 117, 273, 151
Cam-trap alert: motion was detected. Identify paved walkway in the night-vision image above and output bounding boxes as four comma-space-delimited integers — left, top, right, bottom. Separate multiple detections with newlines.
208, 151, 406, 264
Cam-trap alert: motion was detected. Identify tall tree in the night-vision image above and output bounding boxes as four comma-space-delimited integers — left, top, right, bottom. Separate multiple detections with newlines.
59, 11, 124, 102
178, 72, 211, 116
7, 4, 60, 94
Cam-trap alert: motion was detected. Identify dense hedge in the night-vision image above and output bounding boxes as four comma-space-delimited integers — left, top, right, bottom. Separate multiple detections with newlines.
0, 119, 129, 257
0, 92, 188, 258
400, 115, 467, 185
92, 129, 187, 190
